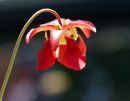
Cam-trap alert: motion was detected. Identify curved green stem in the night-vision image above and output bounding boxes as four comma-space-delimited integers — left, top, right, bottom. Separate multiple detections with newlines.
0, 8, 62, 101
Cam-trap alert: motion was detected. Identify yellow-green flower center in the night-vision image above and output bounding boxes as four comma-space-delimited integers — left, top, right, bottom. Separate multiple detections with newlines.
59, 27, 78, 45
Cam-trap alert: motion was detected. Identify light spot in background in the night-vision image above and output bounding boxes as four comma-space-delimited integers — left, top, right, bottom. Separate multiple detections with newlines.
38, 70, 72, 96
6, 79, 37, 101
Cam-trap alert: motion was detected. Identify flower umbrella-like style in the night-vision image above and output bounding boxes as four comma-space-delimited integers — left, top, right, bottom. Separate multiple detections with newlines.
26, 18, 96, 71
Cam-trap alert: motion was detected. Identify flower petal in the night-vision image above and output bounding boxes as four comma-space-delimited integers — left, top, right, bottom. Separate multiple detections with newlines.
37, 39, 56, 71
26, 25, 58, 44
49, 29, 65, 50
78, 35, 86, 55
57, 37, 86, 71
63, 19, 96, 39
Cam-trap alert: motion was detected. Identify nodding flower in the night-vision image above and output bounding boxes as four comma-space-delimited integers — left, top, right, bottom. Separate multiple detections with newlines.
26, 10, 96, 71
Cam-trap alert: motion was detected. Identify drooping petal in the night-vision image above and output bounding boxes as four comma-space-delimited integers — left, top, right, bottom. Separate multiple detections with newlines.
63, 19, 96, 39
37, 39, 56, 71
26, 25, 58, 44
78, 35, 86, 55
57, 37, 86, 71
81, 28, 91, 39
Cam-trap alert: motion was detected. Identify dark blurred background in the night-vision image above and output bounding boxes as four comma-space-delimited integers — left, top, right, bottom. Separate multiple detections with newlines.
0, 0, 130, 101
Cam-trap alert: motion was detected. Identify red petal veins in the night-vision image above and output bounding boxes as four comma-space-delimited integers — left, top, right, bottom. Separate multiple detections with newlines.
26, 25, 58, 44
70, 20, 96, 32
58, 37, 86, 71
37, 39, 56, 71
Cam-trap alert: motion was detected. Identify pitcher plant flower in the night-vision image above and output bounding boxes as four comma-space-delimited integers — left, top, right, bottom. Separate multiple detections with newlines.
0, 8, 96, 101
26, 19, 96, 71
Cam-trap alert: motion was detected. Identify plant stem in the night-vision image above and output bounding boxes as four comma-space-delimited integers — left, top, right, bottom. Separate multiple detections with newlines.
0, 8, 61, 101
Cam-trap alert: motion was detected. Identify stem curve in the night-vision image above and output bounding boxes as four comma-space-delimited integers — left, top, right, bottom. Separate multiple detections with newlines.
0, 8, 61, 101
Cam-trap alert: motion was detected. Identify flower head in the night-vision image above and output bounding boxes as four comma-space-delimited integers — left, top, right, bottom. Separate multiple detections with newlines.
26, 13, 96, 71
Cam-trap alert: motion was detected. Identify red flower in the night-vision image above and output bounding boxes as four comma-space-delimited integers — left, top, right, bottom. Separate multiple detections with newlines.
26, 18, 96, 71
